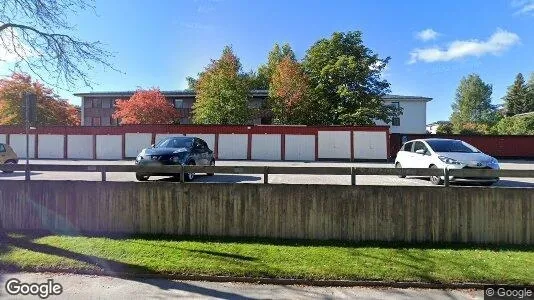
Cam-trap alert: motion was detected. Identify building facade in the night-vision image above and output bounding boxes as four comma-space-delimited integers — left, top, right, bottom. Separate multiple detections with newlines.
374, 95, 432, 134
75, 90, 431, 133
76, 90, 269, 126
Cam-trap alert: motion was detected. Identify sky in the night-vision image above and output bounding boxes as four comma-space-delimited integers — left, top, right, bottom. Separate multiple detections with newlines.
1, 0, 534, 123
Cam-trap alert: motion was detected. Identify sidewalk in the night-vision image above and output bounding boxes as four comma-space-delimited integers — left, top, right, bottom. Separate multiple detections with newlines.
0, 272, 483, 299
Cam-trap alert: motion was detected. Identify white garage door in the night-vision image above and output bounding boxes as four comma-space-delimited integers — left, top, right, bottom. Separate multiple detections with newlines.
9, 134, 36, 158
125, 133, 152, 158
354, 131, 387, 160
0, 134, 6, 144
218, 134, 248, 160
252, 134, 281, 160
285, 135, 315, 161
96, 135, 122, 159
67, 135, 93, 159
318, 131, 350, 159
38, 135, 64, 158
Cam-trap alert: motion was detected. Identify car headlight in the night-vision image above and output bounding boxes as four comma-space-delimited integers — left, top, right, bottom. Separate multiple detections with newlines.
489, 157, 499, 164
136, 155, 143, 161
438, 156, 462, 165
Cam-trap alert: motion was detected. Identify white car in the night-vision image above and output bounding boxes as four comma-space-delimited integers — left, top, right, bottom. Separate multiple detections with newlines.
395, 138, 500, 185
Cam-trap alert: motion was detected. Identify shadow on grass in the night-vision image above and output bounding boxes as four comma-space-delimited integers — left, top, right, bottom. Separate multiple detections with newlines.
3, 230, 533, 252
0, 232, 256, 299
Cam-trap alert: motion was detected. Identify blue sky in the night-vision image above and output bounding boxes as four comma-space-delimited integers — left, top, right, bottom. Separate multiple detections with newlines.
2, 0, 534, 122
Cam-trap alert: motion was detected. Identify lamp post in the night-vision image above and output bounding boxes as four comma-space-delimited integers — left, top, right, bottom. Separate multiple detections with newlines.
23, 93, 37, 181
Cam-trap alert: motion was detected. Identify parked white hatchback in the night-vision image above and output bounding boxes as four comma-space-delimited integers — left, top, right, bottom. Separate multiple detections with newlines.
395, 138, 500, 185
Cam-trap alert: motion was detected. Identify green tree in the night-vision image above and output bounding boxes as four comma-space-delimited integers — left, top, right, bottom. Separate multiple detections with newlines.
255, 43, 296, 89
450, 74, 497, 133
435, 122, 453, 134
192, 46, 252, 124
526, 73, 534, 113
503, 73, 528, 116
492, 115, 534, 135
302, 31, 398, 125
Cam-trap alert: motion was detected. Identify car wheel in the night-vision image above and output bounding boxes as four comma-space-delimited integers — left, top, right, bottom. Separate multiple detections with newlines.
429, 165, 443, 185
2, 160, 16, 174
136, 173, 149, 181
185, 161, 195, 182
207, 160, 215, 176
395, 162, 405, 178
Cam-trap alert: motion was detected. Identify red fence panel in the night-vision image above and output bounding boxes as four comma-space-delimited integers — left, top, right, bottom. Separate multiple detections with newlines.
390, 134, 534, 159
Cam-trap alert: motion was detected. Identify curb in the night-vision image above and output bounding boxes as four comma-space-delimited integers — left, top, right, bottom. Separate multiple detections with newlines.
0, 268, 488, 290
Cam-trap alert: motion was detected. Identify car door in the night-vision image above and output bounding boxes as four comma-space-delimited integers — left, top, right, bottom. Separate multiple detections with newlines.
412, 141, 432, 168
398, 141, 414, 168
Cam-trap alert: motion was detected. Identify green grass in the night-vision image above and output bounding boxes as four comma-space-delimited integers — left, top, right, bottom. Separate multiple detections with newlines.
0, 233, 533, 284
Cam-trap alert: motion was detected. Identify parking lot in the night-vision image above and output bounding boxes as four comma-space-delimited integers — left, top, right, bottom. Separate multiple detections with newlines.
1, 159, 533, 187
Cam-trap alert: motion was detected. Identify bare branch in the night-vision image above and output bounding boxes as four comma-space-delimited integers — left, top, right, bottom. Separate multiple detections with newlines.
0, 0, 116, 90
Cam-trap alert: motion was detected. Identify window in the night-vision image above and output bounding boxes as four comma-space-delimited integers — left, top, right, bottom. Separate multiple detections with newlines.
93, 98, 102, 108
84, 117, 92, 126
110, 117, 118, 126
92, 117, 101, 126
392, 117, 400, 126
174, 99, 184, 108
84, 98, 93, 108
102, 99, 111, 108
101, 116, 111, 126
0, 144, 5, 152
413, 141, 429, 155
402, 142, 413, 151
201, 140, 209, 151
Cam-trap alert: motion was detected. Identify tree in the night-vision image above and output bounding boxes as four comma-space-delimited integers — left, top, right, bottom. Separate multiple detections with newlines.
302, 31, 398, 125
113, 89, 180, 124
450, 74, 497, 133
503, 73, 528, 116
192, 46, 252, 124
0, 0, 115, 88
435, 122, 453, 134
492, 115, 534, 135
269, 56, 312, 124
255, 43, 296, 89
0, 72, 80, 125
526, 73, 534, 113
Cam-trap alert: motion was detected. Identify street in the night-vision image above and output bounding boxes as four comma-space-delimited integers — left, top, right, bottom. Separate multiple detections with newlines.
0, 159, 533, 187
0, 272, 483, 299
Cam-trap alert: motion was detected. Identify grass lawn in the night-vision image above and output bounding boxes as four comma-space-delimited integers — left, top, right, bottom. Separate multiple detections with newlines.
0, 233, 533, 285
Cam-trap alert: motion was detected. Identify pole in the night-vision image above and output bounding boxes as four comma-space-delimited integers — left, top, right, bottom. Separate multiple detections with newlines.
25, 94, 30, 181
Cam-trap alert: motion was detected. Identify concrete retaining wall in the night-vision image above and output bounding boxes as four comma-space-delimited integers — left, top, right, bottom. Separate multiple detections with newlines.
1, 181, 532, 245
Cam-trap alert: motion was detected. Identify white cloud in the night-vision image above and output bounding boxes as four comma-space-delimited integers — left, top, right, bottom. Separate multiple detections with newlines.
409, 29, 520, 64
512, 0, 534, 15
415, 29, 439, 41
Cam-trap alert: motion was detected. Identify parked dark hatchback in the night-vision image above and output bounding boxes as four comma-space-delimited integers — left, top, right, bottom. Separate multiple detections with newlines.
134, 136, 215, 181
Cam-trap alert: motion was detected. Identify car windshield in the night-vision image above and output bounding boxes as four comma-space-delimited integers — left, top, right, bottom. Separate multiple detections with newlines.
425, 140, 479, 153
155, 138, 193, 149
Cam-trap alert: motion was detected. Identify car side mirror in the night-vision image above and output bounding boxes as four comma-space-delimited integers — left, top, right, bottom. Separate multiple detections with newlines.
151, 144, 155, 148
415, 149, 425, 155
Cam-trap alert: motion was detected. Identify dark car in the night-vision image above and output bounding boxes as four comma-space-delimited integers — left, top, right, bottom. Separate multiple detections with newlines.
134, 136, 215, 181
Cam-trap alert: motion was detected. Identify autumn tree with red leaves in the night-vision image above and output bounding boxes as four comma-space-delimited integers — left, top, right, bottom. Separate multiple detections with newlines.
113, 89, 180, 124
269, 56, 314, 124
0, 73, 80, 125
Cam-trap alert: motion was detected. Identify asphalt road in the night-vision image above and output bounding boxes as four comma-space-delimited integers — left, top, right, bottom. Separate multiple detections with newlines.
1, 159, 533, 187
0, 272, 483, 299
